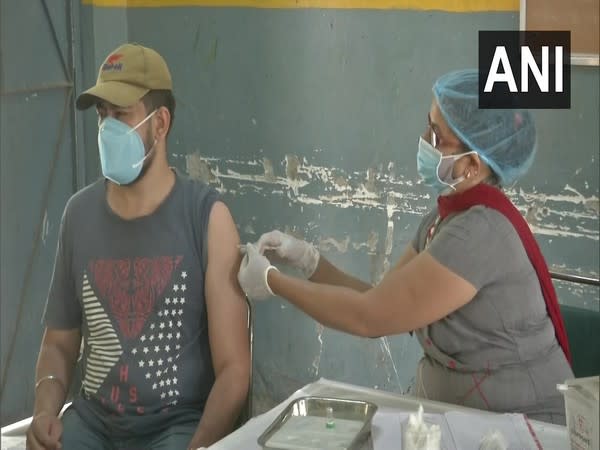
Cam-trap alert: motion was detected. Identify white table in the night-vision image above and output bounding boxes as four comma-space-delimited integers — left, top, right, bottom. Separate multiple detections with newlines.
1, 404, 71, 450
208, 377, 570, 450
1, 378, 569, 449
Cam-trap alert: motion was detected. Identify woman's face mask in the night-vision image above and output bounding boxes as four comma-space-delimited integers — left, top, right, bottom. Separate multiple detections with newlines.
98, 110, 156, 185
417, 136, 475, 195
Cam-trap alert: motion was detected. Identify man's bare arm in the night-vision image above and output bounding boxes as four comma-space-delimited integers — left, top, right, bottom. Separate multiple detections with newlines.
188, 202, 251, 448
27, 328, 81, 449
33, 327, 81, 417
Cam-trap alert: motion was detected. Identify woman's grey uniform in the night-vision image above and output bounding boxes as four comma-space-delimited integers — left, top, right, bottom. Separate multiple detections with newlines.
411, 205, 573, 425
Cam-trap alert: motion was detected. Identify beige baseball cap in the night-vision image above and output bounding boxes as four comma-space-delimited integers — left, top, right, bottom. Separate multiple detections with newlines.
76, 43, 172, 110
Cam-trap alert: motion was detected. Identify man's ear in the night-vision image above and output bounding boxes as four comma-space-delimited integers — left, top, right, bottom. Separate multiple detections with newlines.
155, 106, 171, 139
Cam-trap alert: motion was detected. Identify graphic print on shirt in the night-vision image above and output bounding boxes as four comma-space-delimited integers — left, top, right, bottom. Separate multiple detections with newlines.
91, 257, 181, 339
81, 272, 123, 395
83, 256, 187, 412
129, 267, 190, 408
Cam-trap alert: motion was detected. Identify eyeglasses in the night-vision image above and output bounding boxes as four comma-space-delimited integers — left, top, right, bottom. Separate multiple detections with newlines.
426, 122, 469, 155
431, 126, 439, 149
424, 123, 440, 149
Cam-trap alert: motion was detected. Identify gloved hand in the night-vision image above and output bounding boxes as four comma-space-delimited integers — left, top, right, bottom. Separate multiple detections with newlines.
256, 230, 320, 279
238, 243, 279, 300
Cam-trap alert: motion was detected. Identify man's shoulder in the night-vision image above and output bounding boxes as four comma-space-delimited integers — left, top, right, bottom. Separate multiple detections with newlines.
177, 172, 217, 197
64, 178, 104, 217
176, 172, 221, 212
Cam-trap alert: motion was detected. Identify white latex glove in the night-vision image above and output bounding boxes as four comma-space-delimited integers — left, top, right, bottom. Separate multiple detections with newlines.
256, 230, 320, 278
238, 243, 278, 300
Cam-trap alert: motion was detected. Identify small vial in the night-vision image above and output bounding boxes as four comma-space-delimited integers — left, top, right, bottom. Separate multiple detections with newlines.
325, 406, 335, 429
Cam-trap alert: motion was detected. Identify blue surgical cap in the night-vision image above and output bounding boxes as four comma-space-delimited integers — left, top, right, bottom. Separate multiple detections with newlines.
432, 69, 537, 186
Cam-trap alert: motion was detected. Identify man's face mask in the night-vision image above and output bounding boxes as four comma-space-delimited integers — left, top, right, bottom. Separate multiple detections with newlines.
98, 110, 157, 185
417, 136, 475, 195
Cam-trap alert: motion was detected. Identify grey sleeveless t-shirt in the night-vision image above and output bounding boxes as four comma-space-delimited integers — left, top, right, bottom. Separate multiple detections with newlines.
43, 171, 219, 436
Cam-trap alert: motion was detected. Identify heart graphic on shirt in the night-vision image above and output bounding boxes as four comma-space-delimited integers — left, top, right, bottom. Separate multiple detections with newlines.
89, 256, 182, 339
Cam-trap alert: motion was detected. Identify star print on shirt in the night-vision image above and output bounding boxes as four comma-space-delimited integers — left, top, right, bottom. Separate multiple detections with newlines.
130, 269, 188, 406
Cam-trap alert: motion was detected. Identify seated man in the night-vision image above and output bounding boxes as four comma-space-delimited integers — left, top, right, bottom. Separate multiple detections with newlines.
26, 43, 250, 450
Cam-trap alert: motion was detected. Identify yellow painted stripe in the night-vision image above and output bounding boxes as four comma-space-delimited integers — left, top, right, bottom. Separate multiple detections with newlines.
82, 0, 518, 12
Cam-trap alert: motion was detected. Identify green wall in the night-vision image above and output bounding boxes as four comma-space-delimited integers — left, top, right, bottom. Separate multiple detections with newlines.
1, 2, 597, 423
78, 5, 599, 411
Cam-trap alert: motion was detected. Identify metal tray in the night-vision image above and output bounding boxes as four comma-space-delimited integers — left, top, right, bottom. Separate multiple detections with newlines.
257, 396, 378, 450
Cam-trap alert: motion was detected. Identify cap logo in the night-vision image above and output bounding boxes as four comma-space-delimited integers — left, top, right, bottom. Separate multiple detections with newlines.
102, 53, 123, 72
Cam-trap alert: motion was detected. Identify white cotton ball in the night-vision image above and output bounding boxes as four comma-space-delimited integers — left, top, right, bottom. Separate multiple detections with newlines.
479, 430, 508, 450
403, 405, 441, 450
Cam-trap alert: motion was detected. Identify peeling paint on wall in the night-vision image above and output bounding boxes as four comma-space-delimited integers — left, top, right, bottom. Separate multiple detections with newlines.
352, 230, 379, 253
181, 154, 600, 243
262, 157, 277, 182
185, 153, 217, 184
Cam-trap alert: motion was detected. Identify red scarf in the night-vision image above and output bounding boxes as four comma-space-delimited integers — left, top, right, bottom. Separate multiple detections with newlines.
438, 183, 572, 364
